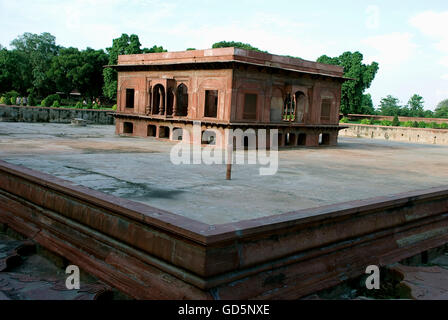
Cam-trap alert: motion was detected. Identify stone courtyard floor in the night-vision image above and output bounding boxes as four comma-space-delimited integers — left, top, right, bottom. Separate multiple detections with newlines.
1, 122, 448, 225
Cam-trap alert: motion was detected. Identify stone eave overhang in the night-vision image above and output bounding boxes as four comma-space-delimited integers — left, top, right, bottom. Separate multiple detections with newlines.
105, 60, 351, 82
112, 112, 348, 130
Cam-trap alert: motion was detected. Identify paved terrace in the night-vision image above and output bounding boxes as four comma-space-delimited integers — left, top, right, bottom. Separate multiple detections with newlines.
1, 122, 448, 225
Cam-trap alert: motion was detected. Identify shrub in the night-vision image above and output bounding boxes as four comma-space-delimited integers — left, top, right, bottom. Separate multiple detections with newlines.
412, 121, 419, 128
27, 94, 36, 106
2, 90, 19, 105
41, 94, 60, 107
391, 115, 400, 127
381, 120, 392, 126
427, 122, 440, 129
418, 121, 427, 128
403, 121, 414, 127
360, 118, 371, 125
340, 117, 349, 123
0, 96, 6, 104
75, 101, 83, 109
51, 100, 60, 108
440, 123, 448, 129
112, 104, 117, 111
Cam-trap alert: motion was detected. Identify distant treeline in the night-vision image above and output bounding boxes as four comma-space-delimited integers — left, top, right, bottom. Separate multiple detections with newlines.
1, 34, 447, 118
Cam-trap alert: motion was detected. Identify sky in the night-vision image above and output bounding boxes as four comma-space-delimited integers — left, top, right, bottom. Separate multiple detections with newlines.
1, 0, 448, 110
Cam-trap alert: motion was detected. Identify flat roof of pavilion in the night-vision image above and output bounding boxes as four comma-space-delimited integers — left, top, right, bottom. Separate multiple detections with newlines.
110, 47, 346, 79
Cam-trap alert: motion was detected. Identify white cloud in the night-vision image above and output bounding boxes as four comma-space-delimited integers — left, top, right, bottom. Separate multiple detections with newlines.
162, 12, 326, 60
365, 5, 380, 30
410, 11, 448, 67
362, 32, 417, 66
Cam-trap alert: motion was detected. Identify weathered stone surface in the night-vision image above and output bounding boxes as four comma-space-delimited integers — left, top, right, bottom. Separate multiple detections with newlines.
0, 230, 114, 300
71, 118, 87, 126
391, 264, 448, 300
1, 157, 448, 299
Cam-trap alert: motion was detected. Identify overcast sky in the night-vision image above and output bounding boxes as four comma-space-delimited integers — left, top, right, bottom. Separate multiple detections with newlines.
1, 0, 448, 109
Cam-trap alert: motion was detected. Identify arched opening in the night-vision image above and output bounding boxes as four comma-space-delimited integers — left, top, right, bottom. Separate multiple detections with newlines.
123, 122, 133, 134
176, 84, 188, 116
201, 130, 216, 145
204, 90, 218, 118
297, 133, 306, 146
320, 133, 331, 145
152, 84, 165, 115
158, 126, 170, 139
147, 125, 156, 137
172, 127, 183, 141
282, 94, 294, 121
286, 133, 296, 146
125, 89, 135, 109
166, 88, 174, 116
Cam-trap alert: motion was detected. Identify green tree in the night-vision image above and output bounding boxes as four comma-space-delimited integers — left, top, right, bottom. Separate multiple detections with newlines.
435, 99, 448, 118
212, 41, 266, 52
0, 47, 32, 94
47, 47, 82, 95
142, 45, 166, 53
10, 32, 60, 96
379, 95, 401, 116
317, 52, 379, 115
360, 93, 375, 115
103, 34, 166, 101
407, 94, 425, 117
48, 47, 108, 99
391, 115, 400, 126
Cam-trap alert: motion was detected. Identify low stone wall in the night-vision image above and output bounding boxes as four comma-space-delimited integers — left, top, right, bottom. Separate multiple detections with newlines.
347, 114, 448, 124
0, 105, 114, 125
340, 123, 448, 145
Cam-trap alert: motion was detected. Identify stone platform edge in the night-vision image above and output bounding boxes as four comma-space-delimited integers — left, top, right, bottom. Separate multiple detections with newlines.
0, 159, 447, 299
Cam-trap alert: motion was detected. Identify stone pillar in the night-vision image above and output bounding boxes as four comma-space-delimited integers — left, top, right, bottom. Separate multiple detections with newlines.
329, 131, 339, 146
159, 87, 165, 115
173, 90, 178, 116
278, 131, 285, 147
306, 132, 319, 147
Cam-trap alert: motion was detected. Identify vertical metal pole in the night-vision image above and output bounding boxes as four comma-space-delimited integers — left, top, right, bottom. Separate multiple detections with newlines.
226, 142, 232, 180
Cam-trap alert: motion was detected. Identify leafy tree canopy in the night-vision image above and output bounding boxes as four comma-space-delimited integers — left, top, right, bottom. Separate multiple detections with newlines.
406, 94, 425, 117
103, 34, 166, 100
48, 47, 108, 98
10, 32, 60, 96
142, 45, 167, 54
317, 51, 379, 115
360, 93, 375, 115
378, 95, 401, 116
0, 47, 32, 94
435, 99, 448, 118
212, 41, 266, 53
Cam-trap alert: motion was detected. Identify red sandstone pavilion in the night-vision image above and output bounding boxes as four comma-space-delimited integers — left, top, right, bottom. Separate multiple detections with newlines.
109, 47, 348, 148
